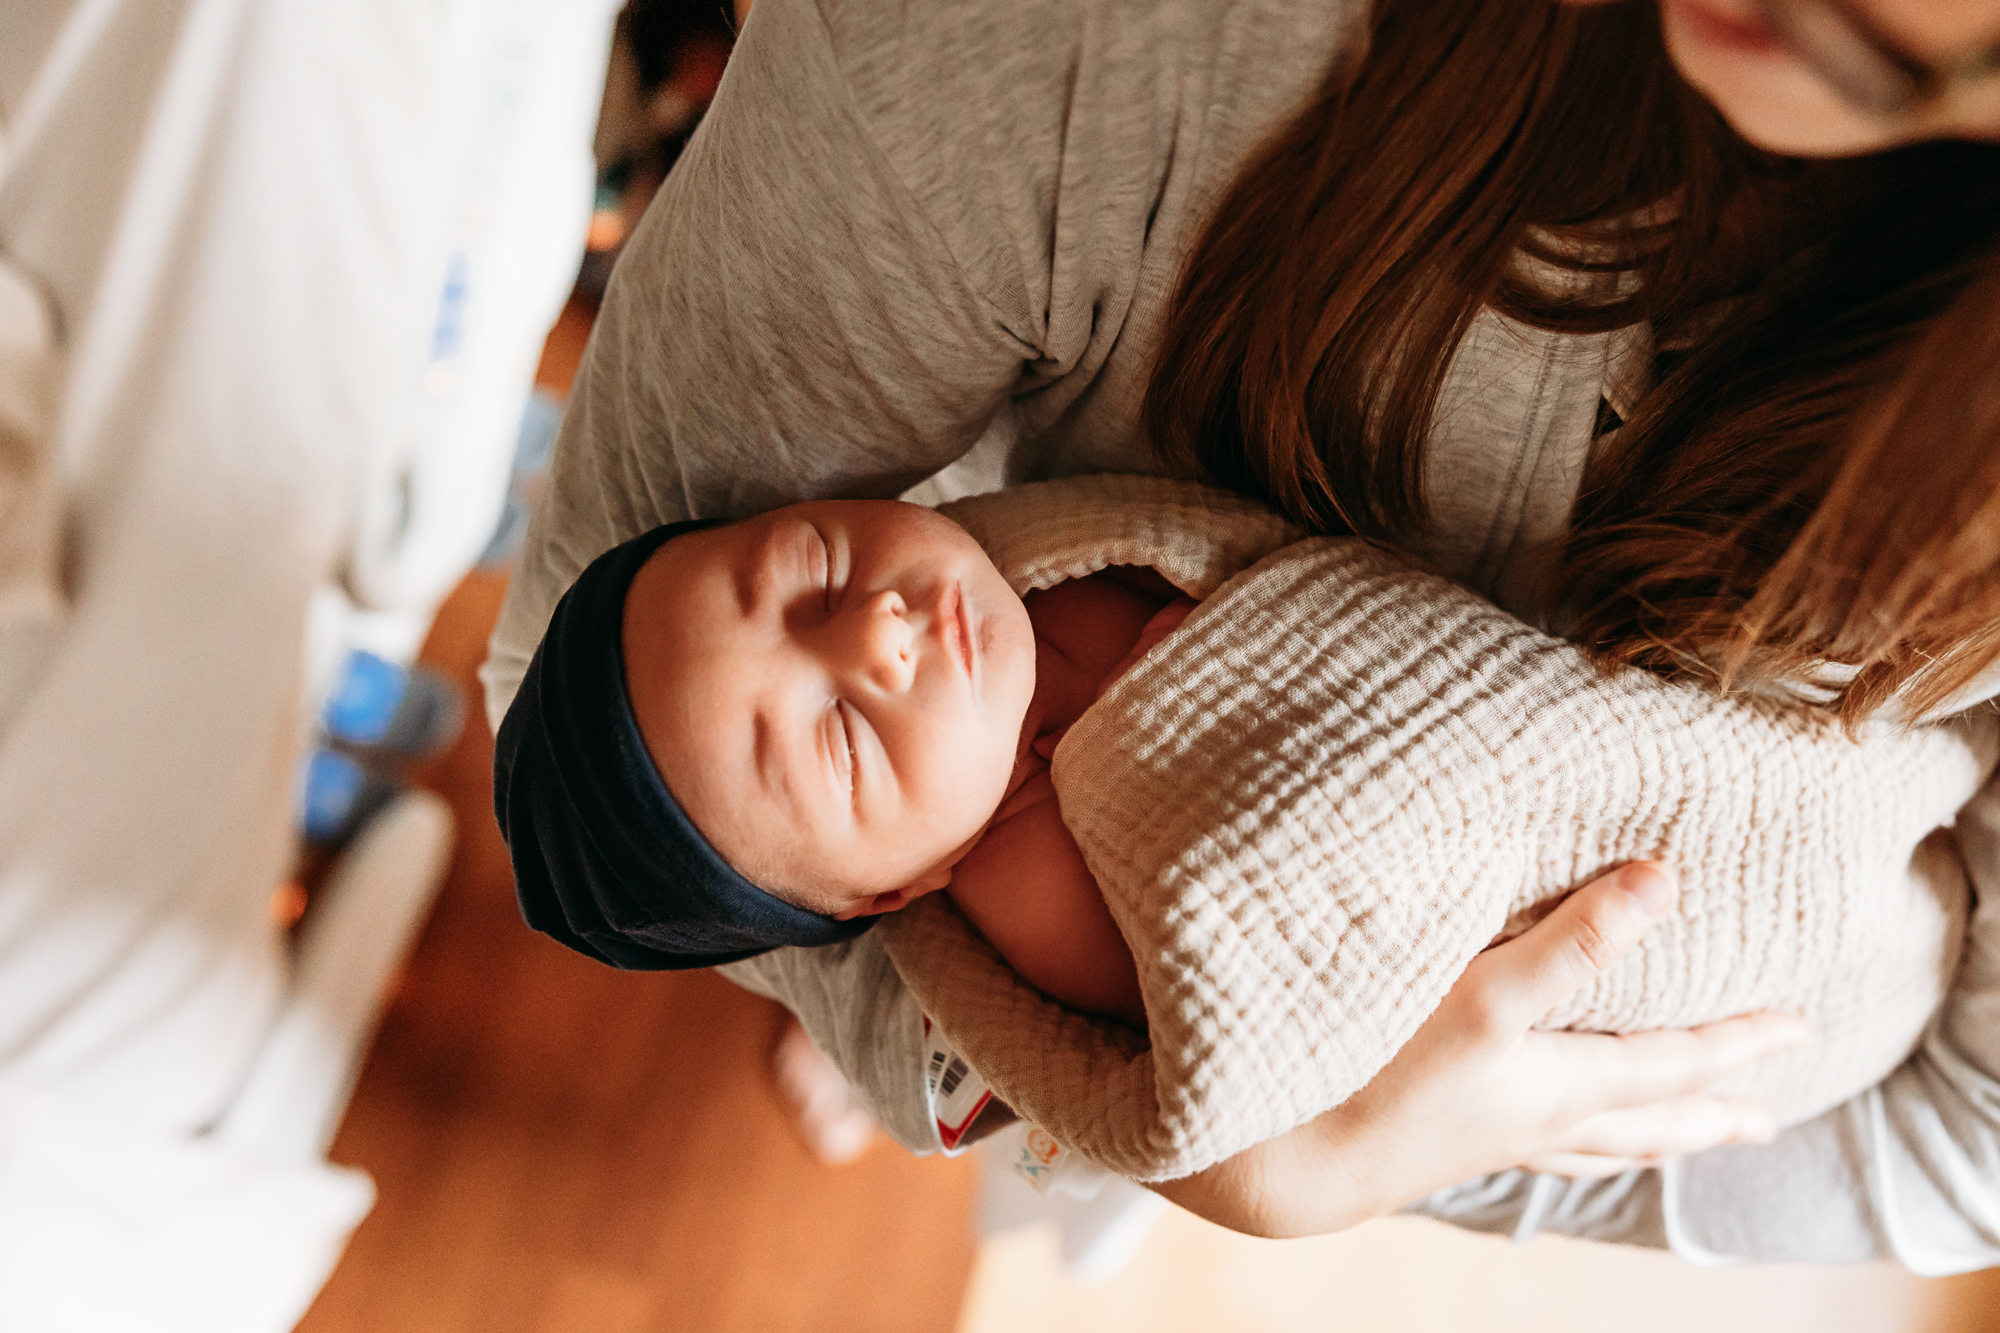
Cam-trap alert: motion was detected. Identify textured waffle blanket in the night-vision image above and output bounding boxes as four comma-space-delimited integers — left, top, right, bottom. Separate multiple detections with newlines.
876, 474, 1997, 1181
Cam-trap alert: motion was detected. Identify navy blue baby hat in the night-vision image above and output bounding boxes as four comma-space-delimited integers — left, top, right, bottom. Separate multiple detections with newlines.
492, 519, 874, 969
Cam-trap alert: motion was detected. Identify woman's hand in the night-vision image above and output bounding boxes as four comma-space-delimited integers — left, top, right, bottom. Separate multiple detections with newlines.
1153, 863, 1810, 1238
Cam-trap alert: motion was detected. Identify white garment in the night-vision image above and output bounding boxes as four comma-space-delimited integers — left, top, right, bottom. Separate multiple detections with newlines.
0, 255, 63, 737
0, 0, 614, 1326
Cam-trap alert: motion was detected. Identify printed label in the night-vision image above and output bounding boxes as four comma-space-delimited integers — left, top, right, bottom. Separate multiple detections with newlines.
921, 1016, 994, 1154
1010, 1126, 1072, 1194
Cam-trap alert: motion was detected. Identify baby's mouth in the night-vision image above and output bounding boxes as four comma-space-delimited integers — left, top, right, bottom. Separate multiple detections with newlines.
940, 582, 977, 691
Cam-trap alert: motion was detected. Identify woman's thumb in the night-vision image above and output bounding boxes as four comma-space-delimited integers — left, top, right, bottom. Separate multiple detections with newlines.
1474, 863, 1678, 1030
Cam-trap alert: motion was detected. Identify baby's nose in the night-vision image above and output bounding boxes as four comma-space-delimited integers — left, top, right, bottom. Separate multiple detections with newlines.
847, 590, 915, 692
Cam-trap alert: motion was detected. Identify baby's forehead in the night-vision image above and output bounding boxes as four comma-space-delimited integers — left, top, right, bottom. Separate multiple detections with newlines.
623, 516, 801, 670
619, 515, 851, 894
632, 513, 754, 595
621, 524, 763, 768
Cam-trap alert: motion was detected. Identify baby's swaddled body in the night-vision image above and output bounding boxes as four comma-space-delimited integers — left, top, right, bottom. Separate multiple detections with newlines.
878, 475, 1996, 1180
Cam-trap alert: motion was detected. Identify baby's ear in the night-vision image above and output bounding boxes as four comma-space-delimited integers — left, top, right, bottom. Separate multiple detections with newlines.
835, 866, 952, 920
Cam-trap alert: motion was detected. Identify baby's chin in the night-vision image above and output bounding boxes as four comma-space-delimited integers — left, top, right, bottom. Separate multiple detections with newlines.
979, 584, 1039, 723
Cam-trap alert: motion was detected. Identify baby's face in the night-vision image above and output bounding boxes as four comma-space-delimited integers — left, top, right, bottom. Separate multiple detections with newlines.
623, 500, 1036, 917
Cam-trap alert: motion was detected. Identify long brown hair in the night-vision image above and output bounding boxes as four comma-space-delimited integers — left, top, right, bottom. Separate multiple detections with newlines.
1145, 0, 2000, 724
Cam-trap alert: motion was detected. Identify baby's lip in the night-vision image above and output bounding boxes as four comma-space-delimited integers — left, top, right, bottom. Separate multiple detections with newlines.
940, 581, 977, 694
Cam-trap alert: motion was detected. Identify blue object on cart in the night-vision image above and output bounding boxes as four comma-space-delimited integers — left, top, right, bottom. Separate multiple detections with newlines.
299, 749, 370, 843
322, 651, 407, 747
320, 649, 465, 759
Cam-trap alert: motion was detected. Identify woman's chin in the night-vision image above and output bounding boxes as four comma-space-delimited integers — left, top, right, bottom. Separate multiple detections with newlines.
1684, 65, 1923, 156
1714, 99, 1913, 157
1661, 5, 1915, 157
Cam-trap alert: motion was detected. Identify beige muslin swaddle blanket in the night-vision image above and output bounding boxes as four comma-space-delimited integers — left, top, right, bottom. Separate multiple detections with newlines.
876, 474, 1997, 1182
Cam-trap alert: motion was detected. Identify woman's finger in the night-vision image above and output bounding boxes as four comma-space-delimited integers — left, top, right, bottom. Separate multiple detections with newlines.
1521, 1151, 1663, 1179
1549, 1096, 1777, 1161
1524, 1096, 1779, 1179
1459, 863, 1678, 1033
1546, 1011, 1811, 1115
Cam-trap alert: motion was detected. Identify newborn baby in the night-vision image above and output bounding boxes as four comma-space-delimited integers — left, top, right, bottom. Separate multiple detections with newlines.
498, 498, 1182, 1026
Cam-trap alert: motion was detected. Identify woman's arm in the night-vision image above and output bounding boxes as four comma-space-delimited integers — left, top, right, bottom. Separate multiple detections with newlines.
716, 934, 941, 1153
481, 0, 1349, 733
1156, 865, 1805, 1237
1412, 773, 2000, 1272
483, 0, 1043, 730
497, 0, 1036, 1154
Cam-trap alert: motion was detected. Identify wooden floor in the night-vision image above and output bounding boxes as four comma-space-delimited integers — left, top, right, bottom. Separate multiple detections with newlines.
965, 1204, 2000, 1333
295, 298, 2000, 1333
297, 570, 979, 1333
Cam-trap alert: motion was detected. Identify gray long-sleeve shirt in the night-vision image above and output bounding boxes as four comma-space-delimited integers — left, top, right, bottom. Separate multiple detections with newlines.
483, 0, 2000, 1269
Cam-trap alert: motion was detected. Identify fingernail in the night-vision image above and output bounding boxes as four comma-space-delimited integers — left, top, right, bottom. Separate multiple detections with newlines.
1620, 864, 1675, 918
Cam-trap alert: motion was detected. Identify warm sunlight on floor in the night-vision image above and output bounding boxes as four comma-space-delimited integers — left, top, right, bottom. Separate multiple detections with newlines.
960, 1208, 2000, 1333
